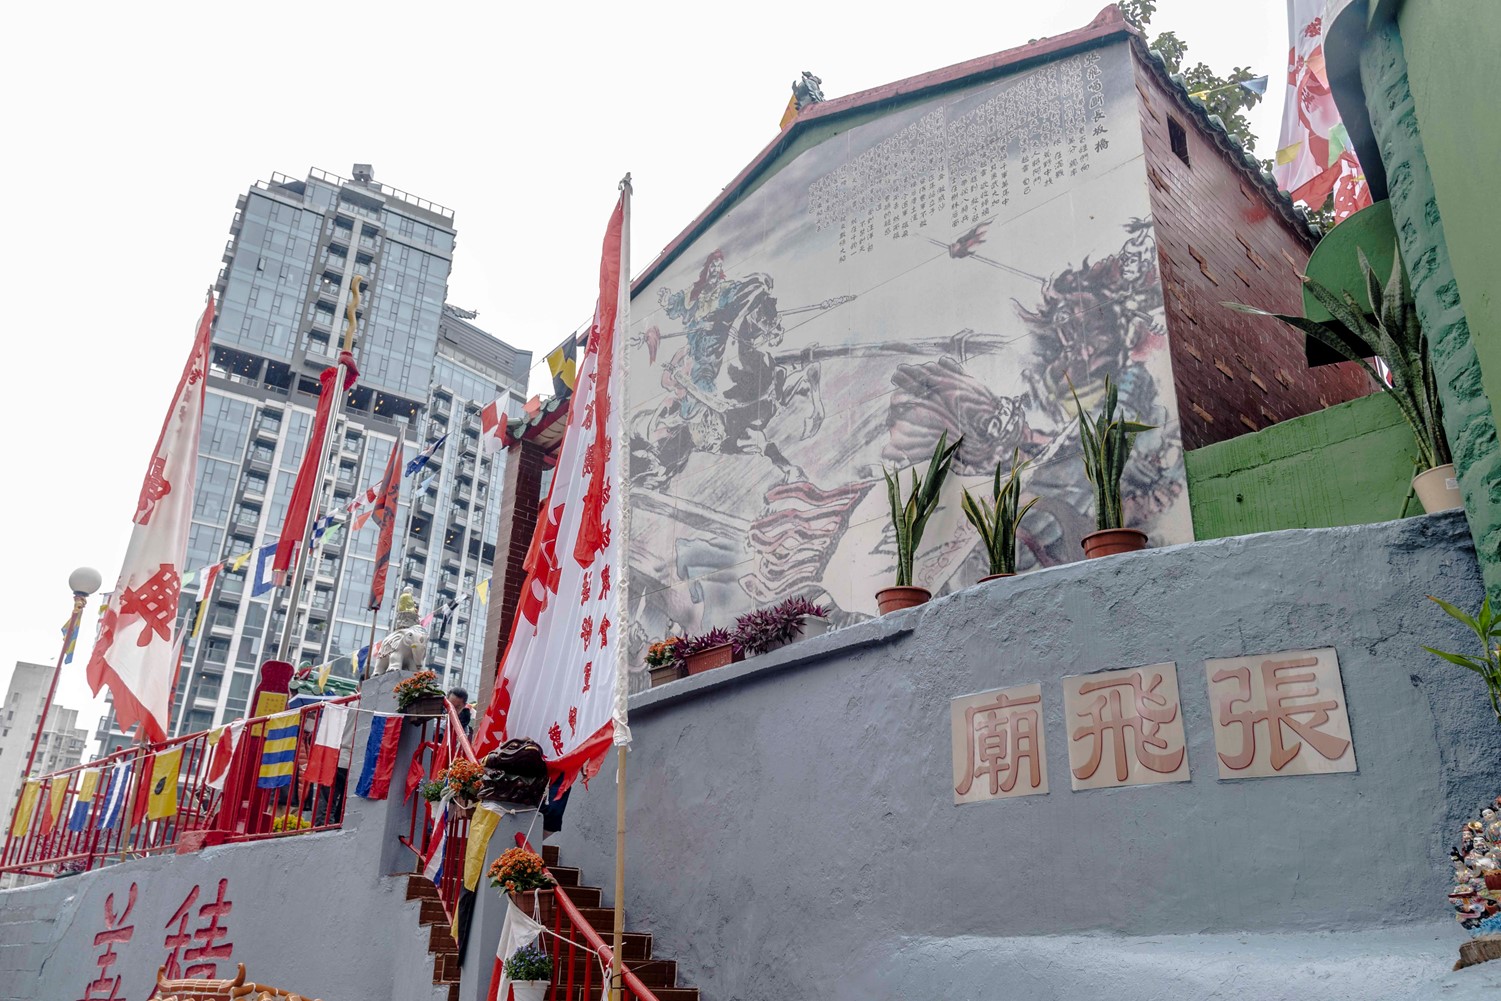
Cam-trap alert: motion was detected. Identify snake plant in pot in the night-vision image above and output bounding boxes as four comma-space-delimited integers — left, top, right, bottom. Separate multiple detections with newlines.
878, 430, 963, 614
1072, 375, 1155, 558
962, 448, 1038, 582
1226, 245, 1455, 512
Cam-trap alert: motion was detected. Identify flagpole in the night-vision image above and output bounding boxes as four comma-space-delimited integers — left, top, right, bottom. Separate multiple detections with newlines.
610, 171, 633, 1001
275, 271, 363, 664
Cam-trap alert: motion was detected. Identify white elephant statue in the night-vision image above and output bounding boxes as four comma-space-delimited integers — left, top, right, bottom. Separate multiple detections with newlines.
373, 624, 428, 674
371, 585, 430, 675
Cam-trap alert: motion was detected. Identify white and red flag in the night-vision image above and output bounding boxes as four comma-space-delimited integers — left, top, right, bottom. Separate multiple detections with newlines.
88, 295, 215, 743
478, 397, 509, 457
1273, 0, 1372, 221
305, 702, 351, 788
474, 187, 631, 784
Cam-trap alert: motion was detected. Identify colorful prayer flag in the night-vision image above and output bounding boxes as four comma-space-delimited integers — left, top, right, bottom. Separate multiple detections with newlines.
779, 93, 800, 130
305, 703, 350, 787
10, 780, 40, 836
476, 577, 491, 606
97, 761, 132, 829
355, 714, 403, 799
474, 187, 632, 783
146, 746, 183, 820
479, 398, 510, 456
546, 337, 578, 397
257, 712, 301, 790
230, 549, 253, 573
190, 562, 223, 638
87, 295, 215, 744
405, 435, 447, 477
205, 722, 242, 792
422, 804, 448, 886
61, 612, 81, 665
67, 770, 100, 832
251, 541, 278, 598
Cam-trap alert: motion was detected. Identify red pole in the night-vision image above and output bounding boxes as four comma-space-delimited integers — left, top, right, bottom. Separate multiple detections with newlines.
3, 590, 89, 861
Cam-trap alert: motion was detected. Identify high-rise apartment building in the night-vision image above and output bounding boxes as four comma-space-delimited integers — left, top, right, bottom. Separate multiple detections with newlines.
0, 664, 88, 820
95, 166, 530, 752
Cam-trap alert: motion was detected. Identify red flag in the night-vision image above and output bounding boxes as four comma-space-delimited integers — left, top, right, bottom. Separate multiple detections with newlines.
273, 352, 358, 584
473, 189, 630, 787
368, 438, 402, 610
88, 296, 215, 743
479, 398, 509, 456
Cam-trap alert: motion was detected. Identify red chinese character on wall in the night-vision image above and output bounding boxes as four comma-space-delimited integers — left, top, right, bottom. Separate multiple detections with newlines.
80, 883, 136, 1000
955, 688, 1045, 798
1063, 664, 1191, 791
548, 722, 564, 756
580, 571, 592, 605
162, 878, 233, 980
1205, 649, 1357, 779
599, 565, 612, 600
581, 662, 592, 694
568, 706, 578, 736
580, 615, 594, 650
598, 616, 611, 648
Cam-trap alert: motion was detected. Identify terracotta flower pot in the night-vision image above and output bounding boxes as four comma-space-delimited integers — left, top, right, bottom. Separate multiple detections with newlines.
1081, 528, 1148, 559
648, 663, 685, 688
401, 693, 448, 725
1412, 462, 1462, 513
876, 585, 931, 614
685, 643, 738, 675
508, 888, 554, 917
979, 573, 1015, 583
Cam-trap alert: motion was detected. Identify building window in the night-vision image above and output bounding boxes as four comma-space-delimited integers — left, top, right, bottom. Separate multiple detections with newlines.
1168, 117, 1190, 166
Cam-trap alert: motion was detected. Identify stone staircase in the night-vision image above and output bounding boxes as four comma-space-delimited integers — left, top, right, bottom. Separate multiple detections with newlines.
402, 843, 700, 1001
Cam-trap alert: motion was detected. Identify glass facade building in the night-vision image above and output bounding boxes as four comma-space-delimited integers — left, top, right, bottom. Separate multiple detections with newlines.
96, 166, 530, 752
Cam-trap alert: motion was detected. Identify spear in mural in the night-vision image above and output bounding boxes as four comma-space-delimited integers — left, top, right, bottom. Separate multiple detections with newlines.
925, 220, 1045, 284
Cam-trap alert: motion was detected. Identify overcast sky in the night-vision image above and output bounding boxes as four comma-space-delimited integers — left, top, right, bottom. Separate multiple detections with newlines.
0, 0, 1292, 749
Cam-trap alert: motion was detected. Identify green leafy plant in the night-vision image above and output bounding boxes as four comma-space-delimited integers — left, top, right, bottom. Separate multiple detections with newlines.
1071, 376, 1154, 531
503, 943, 552, 982
961, 448, 1039, 576
1423, 596, 1501, 724
1226, 246, 1450, 471
883, 431, 964, 587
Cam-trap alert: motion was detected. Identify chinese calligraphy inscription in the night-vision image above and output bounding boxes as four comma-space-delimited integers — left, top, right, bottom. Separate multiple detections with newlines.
1063, 663, 1190, 791
1205, 648, 1356, 779
951, 683, 1049, 804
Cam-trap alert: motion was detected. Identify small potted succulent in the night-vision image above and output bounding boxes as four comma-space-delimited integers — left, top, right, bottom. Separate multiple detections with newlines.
962, 447, 1038, 582
503, 943, 553, 1001
436, 759, 485, 816
1072, 376, 1154, 559
645, 635, 686, 687
878, 430, 964, 614
394, 669, 447, 725
490, 846, 555, 915
733, 597, 831, 658
682, 626, 738, 675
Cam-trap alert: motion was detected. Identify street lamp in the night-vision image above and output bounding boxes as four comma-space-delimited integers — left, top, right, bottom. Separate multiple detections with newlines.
21, 568, 102, 781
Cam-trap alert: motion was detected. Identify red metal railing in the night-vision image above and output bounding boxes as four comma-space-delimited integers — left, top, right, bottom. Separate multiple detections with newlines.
517, 834, 663, 1001
402, 704, 476, 924
0, 696, 359, 877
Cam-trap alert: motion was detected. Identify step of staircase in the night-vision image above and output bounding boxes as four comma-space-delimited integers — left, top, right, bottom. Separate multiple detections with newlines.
403, 873, 460, 992
537, 844, 701, 1001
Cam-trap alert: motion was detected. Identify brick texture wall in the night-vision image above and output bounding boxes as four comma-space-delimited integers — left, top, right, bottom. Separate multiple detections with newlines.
1131, 45, 1374, 451
477, 436, 550, 712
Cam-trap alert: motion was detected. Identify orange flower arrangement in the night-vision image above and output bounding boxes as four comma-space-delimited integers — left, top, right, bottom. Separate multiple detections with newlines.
489, 847, 554, 893
645, 636, 683, 670
440, 759, 485, 802
394, 670, 444, 710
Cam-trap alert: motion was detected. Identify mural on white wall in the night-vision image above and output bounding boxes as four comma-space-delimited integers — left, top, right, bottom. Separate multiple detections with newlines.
624, 42, 1190, 672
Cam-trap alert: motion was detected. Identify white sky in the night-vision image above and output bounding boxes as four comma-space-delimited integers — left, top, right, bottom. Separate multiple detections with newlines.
0, 0, 1291, 750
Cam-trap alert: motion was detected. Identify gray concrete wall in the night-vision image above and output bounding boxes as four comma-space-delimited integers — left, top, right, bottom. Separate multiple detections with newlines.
0, 672, 448, 1001
559, 513, 1501, 999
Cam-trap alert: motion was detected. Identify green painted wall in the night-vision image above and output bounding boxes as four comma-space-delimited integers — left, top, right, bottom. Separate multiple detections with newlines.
1397, 0, 1501, 420
1186, 392, 1418, 539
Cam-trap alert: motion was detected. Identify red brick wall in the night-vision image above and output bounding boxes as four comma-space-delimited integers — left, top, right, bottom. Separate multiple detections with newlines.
477, 437, 550, 712
1131, 45, 1374, 451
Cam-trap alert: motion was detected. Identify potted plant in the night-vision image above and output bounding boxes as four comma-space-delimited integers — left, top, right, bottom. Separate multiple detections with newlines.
503, 943, 553, 1001
682, 626, 738, 675
962, 447, 1038, 582
394, 669, 446, 725
878, 430, 964, 614
490, 846, 556, 916
733, 597, 831, 658
646, 636, 686, 687
1423, 595, 1501, 724
1227, 246, 1455, 512
1072, 376, 1154, 559
436, 759, 485, 816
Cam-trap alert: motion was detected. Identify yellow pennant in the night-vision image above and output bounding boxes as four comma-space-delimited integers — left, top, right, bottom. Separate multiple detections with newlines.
146, 747, 184, 820
10, 781, 40, 836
